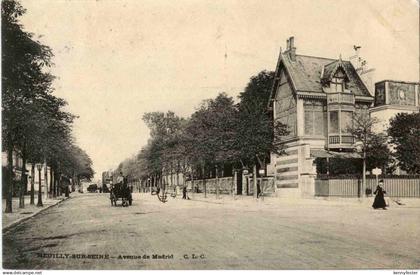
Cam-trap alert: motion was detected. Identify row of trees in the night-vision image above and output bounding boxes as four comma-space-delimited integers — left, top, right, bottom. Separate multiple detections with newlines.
115, 71, 289, 197
2, 0, 94, 212
116, 69, 420, 193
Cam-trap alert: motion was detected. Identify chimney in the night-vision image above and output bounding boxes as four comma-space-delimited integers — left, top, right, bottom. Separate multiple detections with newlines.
285, 36, 296, 61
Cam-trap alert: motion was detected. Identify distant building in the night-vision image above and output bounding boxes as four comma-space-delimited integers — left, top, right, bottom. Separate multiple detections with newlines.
267, 37, 374, 197
2, 151, 51, 196
370, 80, 419, 174
101, 170, 113, 192
370, 80, 419, 133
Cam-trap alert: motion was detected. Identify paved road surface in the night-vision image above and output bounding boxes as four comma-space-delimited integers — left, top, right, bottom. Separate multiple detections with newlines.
3, 193, 420, 269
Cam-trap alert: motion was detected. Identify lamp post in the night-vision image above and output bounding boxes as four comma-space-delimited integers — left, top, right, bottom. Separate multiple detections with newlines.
354, 141, 365, 198
258, 168, 265, 199
36, 163, 43, 207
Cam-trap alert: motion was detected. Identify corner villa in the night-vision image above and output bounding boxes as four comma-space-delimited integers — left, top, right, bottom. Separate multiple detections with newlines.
267, 37, 420, 198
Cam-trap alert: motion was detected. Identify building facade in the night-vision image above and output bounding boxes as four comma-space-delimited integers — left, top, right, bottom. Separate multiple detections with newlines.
370, 80, 420, 174
370, 80, 420, 133
2, 151, 52, 197
267, 37, 374, 197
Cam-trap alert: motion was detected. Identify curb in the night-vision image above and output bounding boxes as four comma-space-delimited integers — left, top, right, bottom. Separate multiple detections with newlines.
2, 196, 71, 234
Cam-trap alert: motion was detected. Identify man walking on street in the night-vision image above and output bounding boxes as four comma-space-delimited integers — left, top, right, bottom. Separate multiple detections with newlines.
182, 186, 189, 200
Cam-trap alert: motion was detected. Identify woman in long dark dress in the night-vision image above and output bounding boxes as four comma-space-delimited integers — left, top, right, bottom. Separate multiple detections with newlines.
372, 181, 387, 209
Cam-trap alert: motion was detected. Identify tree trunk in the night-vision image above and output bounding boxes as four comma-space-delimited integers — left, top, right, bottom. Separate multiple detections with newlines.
253, 164, 257, 199
44, 158, 48, 201
65, 185, 70, 197
160, 172, 164, 192
30, 163, 35, 205
150, 175, 153, 194
233, 169, 237, 198
53, 172, 57, 197
362, 151, 366, 198
19, 144, 27, 209
215, 165, 219, 199
202, 164, 206, 198
50, 167, 54, 198
71, 171, 75, 192
37, 166, 43, 207
191, 172, 194, 199
5, 136, 14, 213
57, 174, 62, 197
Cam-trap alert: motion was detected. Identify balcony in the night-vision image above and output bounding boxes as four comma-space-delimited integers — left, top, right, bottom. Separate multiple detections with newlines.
327, 92, 355, 105
328, 134, 354, 149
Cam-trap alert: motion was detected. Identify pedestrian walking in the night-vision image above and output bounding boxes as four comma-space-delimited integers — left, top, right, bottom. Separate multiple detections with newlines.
256, 181, 261, 198
372, 180, 387, 210
182, 186, 187, 199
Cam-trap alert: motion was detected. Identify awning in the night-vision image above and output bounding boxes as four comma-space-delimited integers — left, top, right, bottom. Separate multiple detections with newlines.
310, 149, 362, 159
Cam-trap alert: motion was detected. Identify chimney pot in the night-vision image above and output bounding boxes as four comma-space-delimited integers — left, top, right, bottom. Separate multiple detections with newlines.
289, 36, 294, 49
286, 36, 296, 61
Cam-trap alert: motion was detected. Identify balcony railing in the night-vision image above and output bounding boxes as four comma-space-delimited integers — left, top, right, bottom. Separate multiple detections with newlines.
327, 93, 355, 105
329, 135, 340, 144
328, 134, 354, 148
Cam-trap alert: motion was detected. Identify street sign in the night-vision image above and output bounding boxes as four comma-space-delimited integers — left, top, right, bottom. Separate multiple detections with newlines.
372, 168, 382, 175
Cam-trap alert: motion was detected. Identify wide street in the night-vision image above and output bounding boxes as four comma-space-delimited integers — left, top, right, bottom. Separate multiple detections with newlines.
3, 192, 420, 270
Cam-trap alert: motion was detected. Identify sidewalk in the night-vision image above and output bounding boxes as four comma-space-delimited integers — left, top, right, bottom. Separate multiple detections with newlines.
169, 191, 420, 209
2, 192, 78, 232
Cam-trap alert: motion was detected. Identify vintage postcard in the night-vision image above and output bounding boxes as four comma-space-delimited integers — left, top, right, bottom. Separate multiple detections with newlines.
1, 0, 420, 273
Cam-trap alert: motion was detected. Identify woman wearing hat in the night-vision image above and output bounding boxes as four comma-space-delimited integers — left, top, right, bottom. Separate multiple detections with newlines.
372, 180, 387, 210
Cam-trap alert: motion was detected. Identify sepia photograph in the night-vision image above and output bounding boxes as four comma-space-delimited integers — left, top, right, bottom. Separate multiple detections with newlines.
1, 0, 420, 273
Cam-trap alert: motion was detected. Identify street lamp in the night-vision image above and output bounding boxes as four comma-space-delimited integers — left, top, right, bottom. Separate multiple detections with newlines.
353, 141, 365, 198
36, 163, 43, 207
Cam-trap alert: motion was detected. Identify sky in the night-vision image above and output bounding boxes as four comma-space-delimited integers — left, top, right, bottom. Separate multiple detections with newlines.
19, 0, 419, 180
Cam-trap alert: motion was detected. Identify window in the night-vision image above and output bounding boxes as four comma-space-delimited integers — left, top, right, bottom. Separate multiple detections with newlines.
314, 110, 326, 136
304, 103, 327, 136
329, 111, 339, 133
341, 111, 353, 133
331, 77, 344, 92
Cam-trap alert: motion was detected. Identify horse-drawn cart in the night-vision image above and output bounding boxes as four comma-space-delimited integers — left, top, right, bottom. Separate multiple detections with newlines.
110, 182, 132, 207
